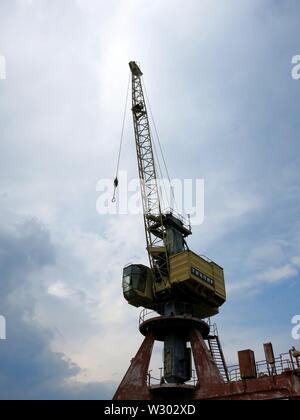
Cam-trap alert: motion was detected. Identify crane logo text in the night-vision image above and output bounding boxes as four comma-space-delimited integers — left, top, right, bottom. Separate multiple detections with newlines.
0, 55, 6, 80
0, 315, 6, 340
292, 315, 300, 340
96, 171, 205, 226
292, 55, 300, 80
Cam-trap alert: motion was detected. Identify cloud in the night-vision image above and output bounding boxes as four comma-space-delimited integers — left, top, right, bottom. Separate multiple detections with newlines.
47, 282, 72, 299
258, 264, 298, 284
291, 256, 300, 268
1, 0, 300, 398
0, 213, 117, 399
227, 253, 300, 296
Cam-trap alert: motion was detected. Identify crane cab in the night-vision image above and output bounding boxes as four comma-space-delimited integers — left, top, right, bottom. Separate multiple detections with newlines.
123, 264, 154, 308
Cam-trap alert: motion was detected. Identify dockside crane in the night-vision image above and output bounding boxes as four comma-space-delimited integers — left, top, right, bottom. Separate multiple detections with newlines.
113, 63, 300, 401
120, 62, 226, 384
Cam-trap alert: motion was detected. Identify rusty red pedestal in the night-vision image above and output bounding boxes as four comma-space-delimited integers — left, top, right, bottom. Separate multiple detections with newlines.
113, 315, 300, 401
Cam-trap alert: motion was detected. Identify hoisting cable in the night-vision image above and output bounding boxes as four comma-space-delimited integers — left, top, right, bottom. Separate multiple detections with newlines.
142, 79, 179, 212
151, 129, 169, 211
112, 73, 131, 203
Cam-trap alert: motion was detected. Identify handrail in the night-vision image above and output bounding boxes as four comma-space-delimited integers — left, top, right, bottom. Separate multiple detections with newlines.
139, 305, 200, 326
141, 313, 299, 385
161, 208, 191, 230
147, 368, 197, 387
227, 353, 299, 382
139, 308, 161, 326
200, 255, 213, 263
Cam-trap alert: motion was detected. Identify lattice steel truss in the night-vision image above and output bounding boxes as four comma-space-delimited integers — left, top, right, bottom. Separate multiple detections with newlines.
129, 62, 169, 284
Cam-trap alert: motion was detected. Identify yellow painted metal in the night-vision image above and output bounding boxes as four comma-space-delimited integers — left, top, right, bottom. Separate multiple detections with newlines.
147, 246, 167, 257
153, 277, 171, 296
123, 251, 226, 317
123, 265, 154, 308
125, 291, 153, 309
170, 251, 226, 302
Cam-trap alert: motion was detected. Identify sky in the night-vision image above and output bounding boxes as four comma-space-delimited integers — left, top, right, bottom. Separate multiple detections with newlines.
0, 0, 300, 400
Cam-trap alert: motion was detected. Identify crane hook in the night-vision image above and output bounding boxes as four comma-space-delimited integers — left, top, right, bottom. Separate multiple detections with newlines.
112, 178, 119, 203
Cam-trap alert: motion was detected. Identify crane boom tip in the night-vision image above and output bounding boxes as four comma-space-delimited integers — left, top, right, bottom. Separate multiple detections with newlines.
129, 61, 143, 77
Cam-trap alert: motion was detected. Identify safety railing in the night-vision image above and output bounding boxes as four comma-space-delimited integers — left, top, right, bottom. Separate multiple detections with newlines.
139, 308, 161, 327
161, 208, 192, 231
147, 352, 300, 388
147, 368, 198, 388
139, 305, 198, 327
227, 352, 299, 382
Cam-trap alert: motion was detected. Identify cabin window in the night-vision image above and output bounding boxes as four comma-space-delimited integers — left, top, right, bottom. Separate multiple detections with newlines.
137, 275, 146, 293
123, 275, 132, 291
123, 266, 147, 294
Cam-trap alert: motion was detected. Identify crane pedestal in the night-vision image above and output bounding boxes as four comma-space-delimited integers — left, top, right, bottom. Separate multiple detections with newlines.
113, 314, 300, 401
113, 315, 224, 400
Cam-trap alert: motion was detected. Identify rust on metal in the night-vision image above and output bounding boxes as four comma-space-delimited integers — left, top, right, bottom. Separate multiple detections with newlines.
114, 312, 300, 400
113, 332, 155, 400
190, 328, 224, 388
264, 343, 276, 365
194, 371, 300, 400
139, 315, 209, 341
238, 350, 257, 380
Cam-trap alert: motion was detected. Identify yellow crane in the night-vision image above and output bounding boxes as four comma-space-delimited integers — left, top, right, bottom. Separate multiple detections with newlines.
113, 63, 300, 398
122, 62, 226, 319
114, 62, 227, 384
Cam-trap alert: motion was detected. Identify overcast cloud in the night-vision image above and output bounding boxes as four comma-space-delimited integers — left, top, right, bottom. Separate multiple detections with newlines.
0, 0, 300, 399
